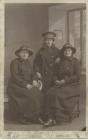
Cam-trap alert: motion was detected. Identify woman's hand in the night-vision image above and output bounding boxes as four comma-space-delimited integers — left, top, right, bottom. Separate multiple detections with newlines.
33, 80, 43, 90
55, 57, 61, 63
60, 79, 65, 84
55, 79, 65, 86
55, 80, 61, 86
26, 84, 33, 90
33, 80, 39, 88
36, 72, 42, 79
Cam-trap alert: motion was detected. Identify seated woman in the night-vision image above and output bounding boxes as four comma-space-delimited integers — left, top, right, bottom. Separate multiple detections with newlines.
44, 43, 81, 127
7, 45, 43, 124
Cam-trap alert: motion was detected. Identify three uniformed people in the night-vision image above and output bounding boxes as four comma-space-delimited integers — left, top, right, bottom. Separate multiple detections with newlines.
8, 32, 81, 126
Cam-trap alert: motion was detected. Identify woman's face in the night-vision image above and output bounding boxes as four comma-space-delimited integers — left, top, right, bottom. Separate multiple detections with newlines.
45, 38, 54, 47
64, 48, 73, 57
19, 50, 29, 60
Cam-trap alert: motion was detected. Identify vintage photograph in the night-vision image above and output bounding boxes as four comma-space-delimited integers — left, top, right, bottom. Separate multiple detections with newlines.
4, 3, 86, 131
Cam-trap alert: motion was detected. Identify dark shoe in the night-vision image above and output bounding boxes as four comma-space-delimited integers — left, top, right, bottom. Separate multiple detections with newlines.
43, 119, 56, 127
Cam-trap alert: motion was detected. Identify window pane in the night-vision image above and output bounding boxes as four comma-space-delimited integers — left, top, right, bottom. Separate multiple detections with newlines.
69, 11, 81, 60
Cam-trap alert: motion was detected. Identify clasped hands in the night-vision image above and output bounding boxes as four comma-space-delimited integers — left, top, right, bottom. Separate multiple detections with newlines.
26, 84, 33, 90
26, 72, 42, 90
55, 79, 65, 87
26, 80, 39, 90
26, 80, 42, 90
26, 81, 39, 90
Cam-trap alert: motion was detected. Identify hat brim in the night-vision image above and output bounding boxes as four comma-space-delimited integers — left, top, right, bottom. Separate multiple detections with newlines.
15, 49, 33, 57
61, 46, 76, 54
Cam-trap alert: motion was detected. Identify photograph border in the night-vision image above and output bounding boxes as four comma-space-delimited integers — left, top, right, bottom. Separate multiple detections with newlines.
0, 0, 88, 138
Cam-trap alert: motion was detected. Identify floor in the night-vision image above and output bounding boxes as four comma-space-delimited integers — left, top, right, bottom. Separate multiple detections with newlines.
4, 75, 86, 131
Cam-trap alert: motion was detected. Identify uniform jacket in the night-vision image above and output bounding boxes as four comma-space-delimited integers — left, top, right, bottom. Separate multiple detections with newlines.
45, 56, 81, 121
7, 58, 42, 119
9, 58, 33, 88
54, 56, 81, 85
33, 44, 60, 91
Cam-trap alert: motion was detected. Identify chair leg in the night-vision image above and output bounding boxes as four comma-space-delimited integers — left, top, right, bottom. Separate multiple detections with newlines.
76, 100, 80, 117
68, 99, 80, 121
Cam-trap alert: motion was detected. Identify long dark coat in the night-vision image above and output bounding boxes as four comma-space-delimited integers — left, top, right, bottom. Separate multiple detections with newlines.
46, 56, 82, 122
33, 44, 60, 120
7, 58, 42, 121
33, 44, 60, 93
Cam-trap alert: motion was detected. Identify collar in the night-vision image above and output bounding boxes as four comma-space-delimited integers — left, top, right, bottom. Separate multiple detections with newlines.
18, 58, 29, 63
63, 56, 73, 61
42, 43, 55, 49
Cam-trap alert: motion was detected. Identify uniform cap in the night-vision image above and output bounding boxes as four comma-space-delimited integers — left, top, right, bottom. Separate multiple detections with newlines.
42, 32, 56, 39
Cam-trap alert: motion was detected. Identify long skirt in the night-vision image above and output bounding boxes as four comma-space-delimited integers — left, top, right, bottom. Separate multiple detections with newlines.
7, 83, 43, 121
46, 83, 81, 122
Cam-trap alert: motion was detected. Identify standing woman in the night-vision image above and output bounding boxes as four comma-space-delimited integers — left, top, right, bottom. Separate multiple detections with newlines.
44, 43, 81, 126
33, 32, 60, 120
7, 45, 43, 124
33, 32, 60, 93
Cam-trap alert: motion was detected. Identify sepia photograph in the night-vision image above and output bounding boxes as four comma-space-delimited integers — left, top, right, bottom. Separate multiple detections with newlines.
3, 2, 86, 133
